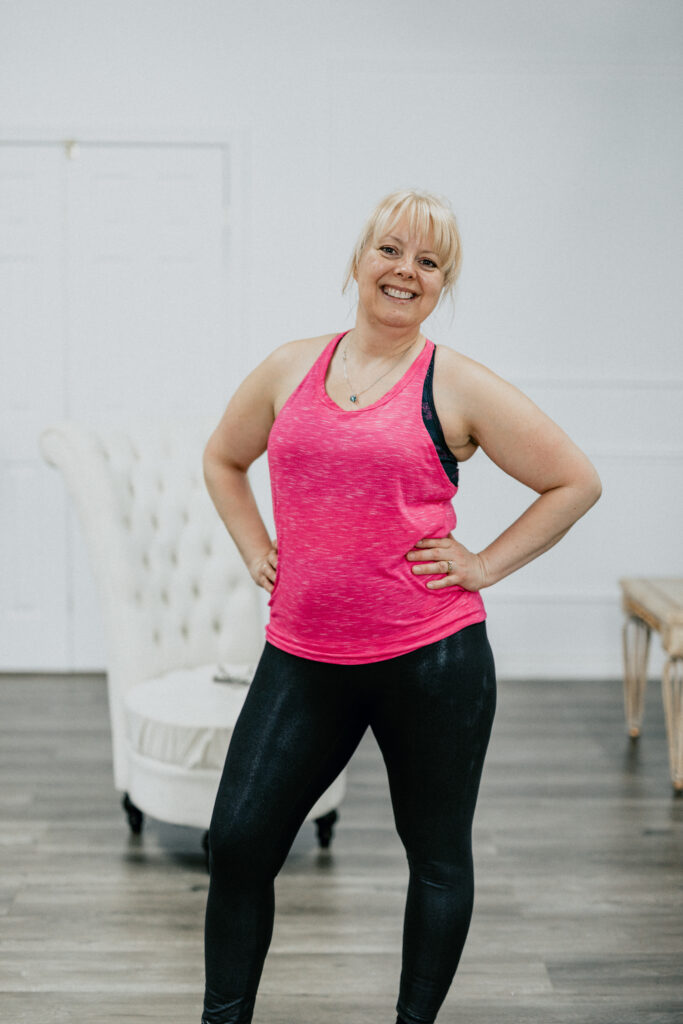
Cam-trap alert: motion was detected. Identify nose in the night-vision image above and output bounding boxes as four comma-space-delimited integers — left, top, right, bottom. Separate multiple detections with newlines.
395, 254, 416, 278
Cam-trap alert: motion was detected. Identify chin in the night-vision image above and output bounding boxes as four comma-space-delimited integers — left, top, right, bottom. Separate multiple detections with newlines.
382, 311, 421, 327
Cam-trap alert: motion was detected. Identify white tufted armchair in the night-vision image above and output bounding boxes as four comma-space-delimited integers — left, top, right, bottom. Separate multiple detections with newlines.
40, 421, 345, 855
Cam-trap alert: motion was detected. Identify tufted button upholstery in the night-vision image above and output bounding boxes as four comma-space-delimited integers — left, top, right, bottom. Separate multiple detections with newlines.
82, 424, 264, 682
40, 419, 347, 833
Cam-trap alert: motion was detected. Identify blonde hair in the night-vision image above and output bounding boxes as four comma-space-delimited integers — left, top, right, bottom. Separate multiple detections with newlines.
342, 189, 463, 301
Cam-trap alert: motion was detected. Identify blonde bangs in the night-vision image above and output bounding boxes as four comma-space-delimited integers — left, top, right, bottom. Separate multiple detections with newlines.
343, 189, 462, 299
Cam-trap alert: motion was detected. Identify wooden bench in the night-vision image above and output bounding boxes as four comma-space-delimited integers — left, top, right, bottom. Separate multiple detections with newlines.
620, 578, 683, 792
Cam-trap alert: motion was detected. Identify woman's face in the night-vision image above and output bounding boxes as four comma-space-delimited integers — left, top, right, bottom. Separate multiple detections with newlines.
354, 214, 445, 330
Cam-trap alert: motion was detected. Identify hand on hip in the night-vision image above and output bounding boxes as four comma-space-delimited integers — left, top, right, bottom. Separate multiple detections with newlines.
406, 534, 486, 591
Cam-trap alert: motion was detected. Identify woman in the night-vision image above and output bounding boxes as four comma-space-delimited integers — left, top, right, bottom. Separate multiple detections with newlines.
201, 189, 601, 1024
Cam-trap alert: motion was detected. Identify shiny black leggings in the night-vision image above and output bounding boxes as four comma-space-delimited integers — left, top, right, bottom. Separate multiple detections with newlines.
202, 622, 496, 1024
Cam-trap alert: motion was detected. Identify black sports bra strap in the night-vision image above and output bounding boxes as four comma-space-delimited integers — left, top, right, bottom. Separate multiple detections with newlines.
421, 348, 459, 487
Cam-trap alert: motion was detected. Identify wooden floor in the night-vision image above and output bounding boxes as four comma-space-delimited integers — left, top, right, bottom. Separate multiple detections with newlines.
0, 674, 681, 1024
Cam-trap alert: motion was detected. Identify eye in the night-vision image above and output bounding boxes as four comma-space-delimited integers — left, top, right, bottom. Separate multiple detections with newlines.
379, 245, 398, 255
420, 258, 438, 269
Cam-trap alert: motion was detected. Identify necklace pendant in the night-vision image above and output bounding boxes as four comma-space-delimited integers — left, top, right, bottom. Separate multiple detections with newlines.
349, 394, 358, 404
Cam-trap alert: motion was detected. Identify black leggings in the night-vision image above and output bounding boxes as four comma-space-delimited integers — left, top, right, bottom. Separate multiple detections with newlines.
202, 622, 496, 1024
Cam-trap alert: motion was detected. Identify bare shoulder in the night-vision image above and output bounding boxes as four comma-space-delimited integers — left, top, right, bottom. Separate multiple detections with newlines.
433, 343, 503, 394
432, 344, 508, 459
223, 331, 338, 415
432, 343, 600, 497
433, 343, 536, 422
205, 333, 339, 471
433, 340, 588, 470
432, 342, 562, 462
267, 333, 338, 416
266, 333, 336, 373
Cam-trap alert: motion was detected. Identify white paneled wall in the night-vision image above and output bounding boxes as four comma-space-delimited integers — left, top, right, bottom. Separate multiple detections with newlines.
325, 56, 683, 676
2, 142, 241, 668
0, 146, 70, 666
1, 0, 681, 676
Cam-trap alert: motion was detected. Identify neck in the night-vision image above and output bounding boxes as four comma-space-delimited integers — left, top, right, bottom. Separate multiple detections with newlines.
349, 309, 423, 361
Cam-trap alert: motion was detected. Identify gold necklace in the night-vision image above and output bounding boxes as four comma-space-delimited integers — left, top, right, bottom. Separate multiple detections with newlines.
341, 336, 418, 405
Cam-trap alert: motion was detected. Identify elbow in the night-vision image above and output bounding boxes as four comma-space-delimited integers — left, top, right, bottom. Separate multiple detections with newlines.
202, 436, 226, 490
202, 436, 246, 488
548, 463, 602, 517
587, 463, 602, 504
591, 473, 603, 506
578, 465, 602, 512
202, 439, 217, 486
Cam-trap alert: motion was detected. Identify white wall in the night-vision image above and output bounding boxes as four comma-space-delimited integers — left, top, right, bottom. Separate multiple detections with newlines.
2, 0, 682, 677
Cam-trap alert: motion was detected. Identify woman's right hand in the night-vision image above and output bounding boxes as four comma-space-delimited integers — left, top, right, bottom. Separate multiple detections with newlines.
249, 540, 278, 593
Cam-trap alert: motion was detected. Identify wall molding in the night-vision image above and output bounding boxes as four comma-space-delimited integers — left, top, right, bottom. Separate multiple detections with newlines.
332, 59, 683, 79
510, 377, 683, 391
589, 449, 683, 461
486, 592, 620, 605
0, 125, 250, 146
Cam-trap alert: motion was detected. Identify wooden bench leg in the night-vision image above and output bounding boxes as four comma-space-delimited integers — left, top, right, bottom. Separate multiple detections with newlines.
622, 616, 651, 738
662, 657, 683, 793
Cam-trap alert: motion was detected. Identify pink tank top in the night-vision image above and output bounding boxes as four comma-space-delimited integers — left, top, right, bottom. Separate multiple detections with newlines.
265, 332, 486, 663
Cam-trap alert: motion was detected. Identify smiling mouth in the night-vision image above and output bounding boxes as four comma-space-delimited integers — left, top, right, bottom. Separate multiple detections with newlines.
382, 286, 416, 300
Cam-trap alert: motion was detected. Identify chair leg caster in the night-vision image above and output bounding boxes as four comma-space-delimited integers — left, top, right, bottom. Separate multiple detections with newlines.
314, 809, 338, 849
122, 792, 144, 835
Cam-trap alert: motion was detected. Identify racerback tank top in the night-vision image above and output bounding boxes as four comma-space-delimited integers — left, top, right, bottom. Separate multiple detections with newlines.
265, 331, 486, 663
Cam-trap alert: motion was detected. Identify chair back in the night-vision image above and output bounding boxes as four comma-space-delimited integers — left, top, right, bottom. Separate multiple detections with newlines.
41, 420, 264, 787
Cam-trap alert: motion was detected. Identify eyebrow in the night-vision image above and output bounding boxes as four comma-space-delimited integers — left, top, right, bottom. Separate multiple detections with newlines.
383, 234, 439, 258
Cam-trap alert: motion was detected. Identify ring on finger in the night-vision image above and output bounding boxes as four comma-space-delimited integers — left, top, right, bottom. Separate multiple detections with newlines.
447, 560, 454, 574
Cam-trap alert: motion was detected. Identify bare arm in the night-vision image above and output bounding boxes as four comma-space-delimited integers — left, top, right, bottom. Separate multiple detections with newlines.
204, 336, 330, 591
408, 349, 602, 589
203, 352, 280, 592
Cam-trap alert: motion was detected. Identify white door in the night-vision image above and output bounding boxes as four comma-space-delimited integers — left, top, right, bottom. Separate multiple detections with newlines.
1, 141, 239, 670
0, 145, 70, 669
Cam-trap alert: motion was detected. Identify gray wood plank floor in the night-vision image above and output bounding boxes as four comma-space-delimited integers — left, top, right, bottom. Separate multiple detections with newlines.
0, 674, 681, 1024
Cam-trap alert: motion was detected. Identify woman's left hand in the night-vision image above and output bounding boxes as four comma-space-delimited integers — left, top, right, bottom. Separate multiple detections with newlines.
406, 533, 487, 591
